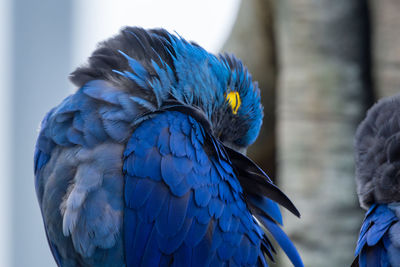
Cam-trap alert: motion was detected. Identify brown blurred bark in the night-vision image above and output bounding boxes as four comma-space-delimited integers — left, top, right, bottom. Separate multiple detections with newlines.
370, 0, 400, 97
274, 0, 369, 266
221, 0, 277, 180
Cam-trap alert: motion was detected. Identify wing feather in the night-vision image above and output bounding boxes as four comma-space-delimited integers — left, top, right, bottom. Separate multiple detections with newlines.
355, 204, 399, 266
123, 111, 266, 266
34, 81, 138, 266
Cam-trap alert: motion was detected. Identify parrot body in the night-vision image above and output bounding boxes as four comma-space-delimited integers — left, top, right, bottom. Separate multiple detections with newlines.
34, 27, 303, 266
353, 95, 400, 267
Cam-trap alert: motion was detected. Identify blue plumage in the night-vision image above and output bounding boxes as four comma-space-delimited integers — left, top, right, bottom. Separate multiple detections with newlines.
34, 27, 303, 266
354, 204, 400, 267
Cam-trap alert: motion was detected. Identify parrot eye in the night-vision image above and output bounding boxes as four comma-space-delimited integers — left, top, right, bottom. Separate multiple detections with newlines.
226, 91, 241, 115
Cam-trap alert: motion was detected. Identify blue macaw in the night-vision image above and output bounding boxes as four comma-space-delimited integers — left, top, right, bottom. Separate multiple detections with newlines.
353, 94, 400, 266
34, 27, 303, 267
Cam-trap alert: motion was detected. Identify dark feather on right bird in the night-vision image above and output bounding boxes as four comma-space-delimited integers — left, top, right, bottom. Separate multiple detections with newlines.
353, 94, 400, 266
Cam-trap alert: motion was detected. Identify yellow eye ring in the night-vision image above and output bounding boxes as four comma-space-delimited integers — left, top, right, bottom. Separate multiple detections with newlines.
226, 91, 241, 115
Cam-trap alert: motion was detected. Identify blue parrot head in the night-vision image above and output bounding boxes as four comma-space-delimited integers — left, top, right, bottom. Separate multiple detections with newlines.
214, 53, 264, 150
70, 27, 263, 151
167, 35, 264, 150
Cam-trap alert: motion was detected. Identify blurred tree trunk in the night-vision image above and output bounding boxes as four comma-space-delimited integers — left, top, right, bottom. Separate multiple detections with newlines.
221, 0, 277, 179
274, 0, 369, 266
369, 0, 400, 97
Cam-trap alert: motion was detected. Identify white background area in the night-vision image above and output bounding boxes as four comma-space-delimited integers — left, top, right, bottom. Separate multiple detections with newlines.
72, 0, 241, 76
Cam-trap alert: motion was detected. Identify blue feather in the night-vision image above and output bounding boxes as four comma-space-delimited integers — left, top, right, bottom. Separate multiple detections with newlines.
99, 105, 130, 121
130, 220, 154, 266
169, 130, 187, 157
114, 70, 149, 89
128, 138, 152, 159
247, 240, 259, 266
142, 182, 169, 223
118, 50, 149, 79
174, 243, 193, 267
72, 113, 84, 132
34, 150, 50, 175
129, 96, 156, 111
117, 93, 138, 117
129, 178, 156, 209
185, 220, 210, 247
36, 134, 55, 154
148, 79, 163, 108
191, 227, 213, 267
157, 127, 171, 155
161, 154, 185, 187
170, 177, 192, 197
66, 127, 85, 146
124, 177, 139, 208
218, 240, 236, 261
261, 216, 304, 267
81, 109, 108, 141
195, 144, 209, 166
140, 226, 162, 267
157, 216, 193, 254
194, 186, 212, 207
236, 236, 250, 264
172, 155, 194, 174
50, 120, 72, 146
153, 193, 171, 233
102, 119, 130, 142
83, 80, 122, 105
166, 192, 190, 235
219, 206, 233, 232
140, 147, 162, 180
55, 112, 73, 123
229, 217, 241, 233
186, 170, 200, 188
250, 196, 283, 225
196, 203, 211, 224
54, 95, 79, 114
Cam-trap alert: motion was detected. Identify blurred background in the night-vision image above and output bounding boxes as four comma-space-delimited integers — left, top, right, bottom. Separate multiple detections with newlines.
1, 0, 400, 266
